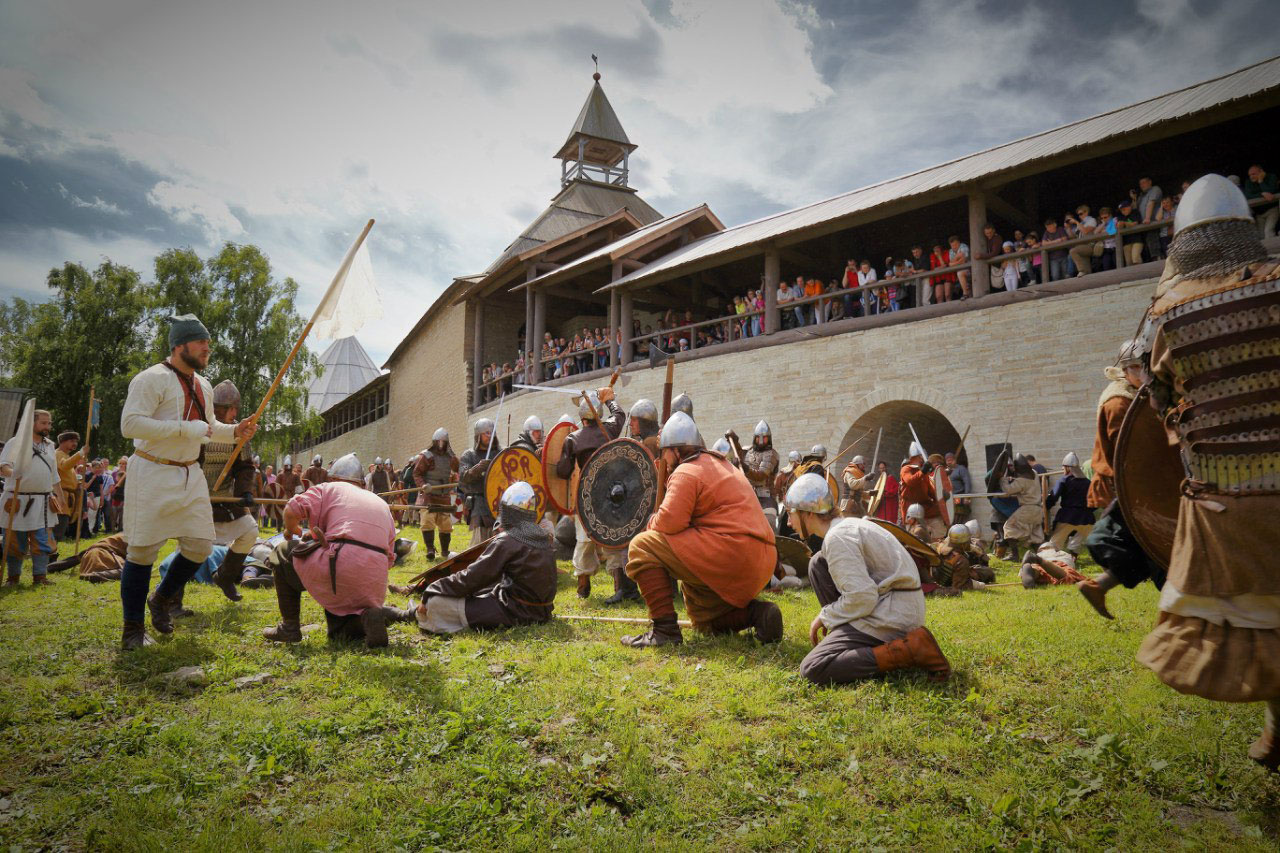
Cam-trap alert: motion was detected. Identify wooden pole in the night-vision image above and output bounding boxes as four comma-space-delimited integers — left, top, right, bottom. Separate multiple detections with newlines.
211, 496, 422, 511
72, 387, 95, 555
3, 477, 20, 562
213, 219, 375, 491
558, 613, 692, 629
824, 429, 872, 471
378, 483, 456, 499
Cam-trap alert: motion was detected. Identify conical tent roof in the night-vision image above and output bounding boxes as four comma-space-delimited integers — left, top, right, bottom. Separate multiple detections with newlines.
308, 336, 382, 413
563, 81, 633, 149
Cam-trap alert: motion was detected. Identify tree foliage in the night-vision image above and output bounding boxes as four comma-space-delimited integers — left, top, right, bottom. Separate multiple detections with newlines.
0, 245, 322, 459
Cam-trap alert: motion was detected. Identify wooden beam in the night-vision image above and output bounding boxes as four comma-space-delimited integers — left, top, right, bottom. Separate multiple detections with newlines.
983, 191, 1029, 227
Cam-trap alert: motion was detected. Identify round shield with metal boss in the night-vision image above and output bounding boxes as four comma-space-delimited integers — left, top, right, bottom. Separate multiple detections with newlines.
484, 446, 547, 519
576, 438, 658, 548
541, 420, 577, 516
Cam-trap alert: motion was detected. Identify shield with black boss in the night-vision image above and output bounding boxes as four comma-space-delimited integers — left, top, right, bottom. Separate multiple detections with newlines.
576, 438, 658, 548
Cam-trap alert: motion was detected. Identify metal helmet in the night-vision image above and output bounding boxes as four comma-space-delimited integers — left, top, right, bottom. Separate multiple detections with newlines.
1062, 451, 1080, 468
965, 519, 981, 539
753, 420, 770, 438
1174, 173, 1252, 236
500, 480, 538, 513
556, 412, 577, 427
906, 503, 926, 520
1012, 453, 1035, 478
1116, 339, 1142, 368
252, 454, 260, 465
711, 437, 732, 455
908, 441, 925, 459
947, 523, 971, 545
809, 444, 826, 461
670, 392, 693, 418
311, 454, 323, 466
629, 398, 658, 424
373, 456, 382, 465
578, 392, 602, 421
473, 418, 495, 440
659, 411, 700, 449
522, 415, 543, 434
785, 472, 835, 514
432, 427, 449, 443
212, 379, 241, 409
328, 453, 364, 483
282, 454, 292, 468
850, 455, 867, 469
788, 450, 801, 465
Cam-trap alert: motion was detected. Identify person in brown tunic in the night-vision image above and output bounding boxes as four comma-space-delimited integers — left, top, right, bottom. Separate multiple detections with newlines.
1129, 175, 1280, 771
302, 454, 328, 490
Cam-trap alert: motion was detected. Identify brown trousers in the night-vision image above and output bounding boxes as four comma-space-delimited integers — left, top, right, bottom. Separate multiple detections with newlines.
625, 530, 752, 632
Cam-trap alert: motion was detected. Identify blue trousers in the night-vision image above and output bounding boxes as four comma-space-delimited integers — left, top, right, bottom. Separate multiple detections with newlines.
5, 527, 53, 578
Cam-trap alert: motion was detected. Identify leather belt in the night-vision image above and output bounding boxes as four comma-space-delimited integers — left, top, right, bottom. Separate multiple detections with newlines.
326, 537, 390, 594
136, 450, 198, 467
513, 595, 555, 608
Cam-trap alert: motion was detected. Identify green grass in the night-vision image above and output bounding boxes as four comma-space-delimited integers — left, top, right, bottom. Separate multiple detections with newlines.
0, 525, 1276, 851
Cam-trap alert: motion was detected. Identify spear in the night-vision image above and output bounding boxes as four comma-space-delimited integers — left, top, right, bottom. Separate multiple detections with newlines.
72, 386, 96, 556
213, 219, 376, 491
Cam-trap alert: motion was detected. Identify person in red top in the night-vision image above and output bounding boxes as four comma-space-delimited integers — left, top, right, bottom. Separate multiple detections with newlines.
928, 243, 955, 304
899, 443, 945, 541
621, 412, 781, 648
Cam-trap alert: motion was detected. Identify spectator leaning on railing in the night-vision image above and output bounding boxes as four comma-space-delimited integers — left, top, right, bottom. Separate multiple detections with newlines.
1065, 205, 1099, 277
1133, 176, 1163, 261
1040, 219, 1068, 282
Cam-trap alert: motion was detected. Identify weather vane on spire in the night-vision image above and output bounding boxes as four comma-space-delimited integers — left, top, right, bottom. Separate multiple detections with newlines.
592, 53, 600, 81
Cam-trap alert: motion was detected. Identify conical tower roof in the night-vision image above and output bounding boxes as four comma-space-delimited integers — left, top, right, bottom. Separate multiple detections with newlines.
307, 336, 382, 413
554, 79, 636, 166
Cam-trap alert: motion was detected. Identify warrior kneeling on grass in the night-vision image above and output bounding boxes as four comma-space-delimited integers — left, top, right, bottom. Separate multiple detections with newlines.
261, 453, 410, 648
784, 472, 951, 685
415, 481, 557, 634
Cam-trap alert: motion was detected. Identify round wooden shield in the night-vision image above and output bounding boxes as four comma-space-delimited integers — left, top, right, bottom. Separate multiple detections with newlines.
865, 472, 888, 516
1115, 384, 1183, 570
576, 438, 658, 548
775, 535, 812, 575
933, 467, 952, 526
866, 516, 942, 568
484, 446, 547, 519
541, 420, 576, 516
826, 471, 840, 510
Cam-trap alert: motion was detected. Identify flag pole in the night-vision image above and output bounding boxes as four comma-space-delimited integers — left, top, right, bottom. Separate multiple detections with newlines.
212, 219, 375, 491
72, 387, 95, 555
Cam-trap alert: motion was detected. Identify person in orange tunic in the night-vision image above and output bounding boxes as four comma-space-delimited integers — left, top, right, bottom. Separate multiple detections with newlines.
621, 412, 782, 648
899, 443, 944, 541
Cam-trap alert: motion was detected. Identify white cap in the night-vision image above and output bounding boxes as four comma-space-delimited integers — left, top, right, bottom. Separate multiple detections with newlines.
1174, 173, 1252, 236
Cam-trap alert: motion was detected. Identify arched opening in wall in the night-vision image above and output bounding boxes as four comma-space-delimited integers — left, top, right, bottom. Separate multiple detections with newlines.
837, 400, 964, 474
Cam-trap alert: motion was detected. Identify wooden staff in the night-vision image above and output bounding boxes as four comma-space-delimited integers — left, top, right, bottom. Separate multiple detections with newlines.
824, 428, 873, 471
3, 477, 20, 561
210, 496, 422, 511
558, 613, 692, 629
72, 386, 95, 556
952, 425, 970, 461
378, 483, 457, 499
213, 219, 376, 491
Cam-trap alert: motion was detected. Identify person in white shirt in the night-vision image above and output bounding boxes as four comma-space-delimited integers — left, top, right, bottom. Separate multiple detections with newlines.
784, 472, 951, 685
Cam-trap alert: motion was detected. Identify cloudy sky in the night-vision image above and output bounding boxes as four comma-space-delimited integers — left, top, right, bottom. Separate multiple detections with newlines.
1, 0, 1274, 363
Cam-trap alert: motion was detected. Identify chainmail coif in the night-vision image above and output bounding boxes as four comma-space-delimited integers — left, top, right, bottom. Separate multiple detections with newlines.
497, 503, 554, 550
1166, 219, 1268, 279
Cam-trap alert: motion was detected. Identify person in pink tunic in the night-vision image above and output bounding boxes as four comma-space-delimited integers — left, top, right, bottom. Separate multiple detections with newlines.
260, 453, 409, 648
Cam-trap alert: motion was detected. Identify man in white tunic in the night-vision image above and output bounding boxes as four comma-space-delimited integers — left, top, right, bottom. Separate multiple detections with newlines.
0, 408, 61, 586
784, 473, 951, 685
118, 315, 256, 650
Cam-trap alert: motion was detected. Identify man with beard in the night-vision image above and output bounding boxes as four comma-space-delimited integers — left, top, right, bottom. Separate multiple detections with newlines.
784, 472, 951, 685
620, 412, 781, 647
840, 455, 875, 518
201, 379, 262, 607
510, 416, 544, 454
53, 429, 86, 541
116, 315, 257, 649
458, 418, 501, 543
415, 481, 557, 634
0, 409, 60, 586
555, 389, 625, 599
302, 454, 327, 490
415, 428, 459, 560
899, 443, 945, 541
261, 453, 408, 648
1130, 175, 1280, 771
732, 420, 780, 528
999, 454, 1044, 561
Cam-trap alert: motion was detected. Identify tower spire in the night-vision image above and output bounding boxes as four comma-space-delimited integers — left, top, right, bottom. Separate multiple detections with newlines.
554, 64, 636, 189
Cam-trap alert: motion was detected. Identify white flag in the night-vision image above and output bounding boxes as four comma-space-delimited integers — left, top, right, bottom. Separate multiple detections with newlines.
311, 222, 382, 341
0, 399, 36, 482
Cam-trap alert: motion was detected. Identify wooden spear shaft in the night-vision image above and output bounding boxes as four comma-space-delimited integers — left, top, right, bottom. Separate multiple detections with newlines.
378, 483, 457, 499
72, 386, 95, 556
558, 613, 692, 629
212, 219, 375, 492
210, 496, 422, 511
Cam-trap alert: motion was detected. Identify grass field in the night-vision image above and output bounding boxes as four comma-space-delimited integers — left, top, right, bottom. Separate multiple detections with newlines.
1, 525, 1276, 851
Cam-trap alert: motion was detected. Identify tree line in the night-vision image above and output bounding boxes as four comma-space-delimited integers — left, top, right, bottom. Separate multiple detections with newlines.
0, 243, 322, 460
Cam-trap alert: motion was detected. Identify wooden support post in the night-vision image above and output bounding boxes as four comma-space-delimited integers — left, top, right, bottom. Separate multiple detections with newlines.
524, 266, 536, 383
609, 261, 622, 368
620, 291, 634, 364
532, 290, 546, 382
763, 247, 780, 335
968, 192, 989, 297
471, 299, 485, 410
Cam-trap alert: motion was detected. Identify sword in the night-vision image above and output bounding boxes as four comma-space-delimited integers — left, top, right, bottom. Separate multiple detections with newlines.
868, 427, 883, 478
485, 393, 505, 462
513, 383, 583, 395
907, 422, 928, 460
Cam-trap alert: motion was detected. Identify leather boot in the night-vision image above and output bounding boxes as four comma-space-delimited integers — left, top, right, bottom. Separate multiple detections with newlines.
121, 620, 154, 650
361, 607, 389, 648
1249, 703, 1280, 772
747, 599, 784, 643
872, 627, 952, 682
603, 574, 640, 605
169, 587, 195, 619
212, 550, 246, 601
577, 574, 591, 599
1077, 578, 1115, 620
241, 566, 274, 589
423, 528, 435, 561
621, 617, 683, 648
147, 590, 175, 634
33, 575, 53, 586
262, 620, 303, 643
439, 533, 451, 559
381, 604, 416, 624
